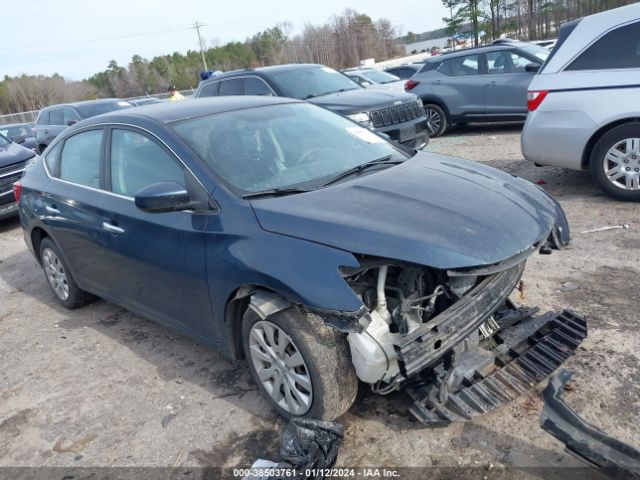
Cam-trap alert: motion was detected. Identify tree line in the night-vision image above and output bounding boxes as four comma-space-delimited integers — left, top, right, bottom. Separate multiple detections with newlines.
0, 9, 402, 115
441, 0, 637, 47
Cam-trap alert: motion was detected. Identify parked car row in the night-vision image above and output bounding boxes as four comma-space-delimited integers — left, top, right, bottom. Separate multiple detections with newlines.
193, 64, 429, 149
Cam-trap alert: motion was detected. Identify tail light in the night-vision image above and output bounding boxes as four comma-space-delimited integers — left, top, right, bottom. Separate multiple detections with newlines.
13, 181, 22, 203
405, 79, 420, 91
527, 90, 548, 111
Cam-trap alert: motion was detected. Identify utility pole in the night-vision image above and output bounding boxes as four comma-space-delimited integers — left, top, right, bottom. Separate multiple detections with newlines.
194, 21, 208, 71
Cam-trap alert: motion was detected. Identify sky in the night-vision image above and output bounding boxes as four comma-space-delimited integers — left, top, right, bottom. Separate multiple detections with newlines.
0, 0, 449, 81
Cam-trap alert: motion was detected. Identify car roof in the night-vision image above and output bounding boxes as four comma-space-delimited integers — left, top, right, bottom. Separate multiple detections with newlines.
41, 98, 127, 110
76, 96, 303, 126
199, 63, 324, 85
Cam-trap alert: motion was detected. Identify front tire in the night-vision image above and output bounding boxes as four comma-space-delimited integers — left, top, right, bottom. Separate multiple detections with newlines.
590, 123, 640, 201
423, 103, 447, 137
39, 237, 96, 309
243, 306, 358, 421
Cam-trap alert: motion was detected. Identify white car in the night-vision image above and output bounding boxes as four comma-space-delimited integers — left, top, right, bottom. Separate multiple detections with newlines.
342, 68, 406, 91
521, 3, 640, 201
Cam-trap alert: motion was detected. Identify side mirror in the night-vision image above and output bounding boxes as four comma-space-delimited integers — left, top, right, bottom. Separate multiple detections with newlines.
66, 120, 77, 126
12, 135, 26, 144
361, 81, 372, 87
525, 63, 540, 73
134, 181, 192, 213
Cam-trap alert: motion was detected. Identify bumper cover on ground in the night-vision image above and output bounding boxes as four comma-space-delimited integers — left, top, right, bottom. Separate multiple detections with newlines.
541, 369, 640, 480
407, 310, 587, 426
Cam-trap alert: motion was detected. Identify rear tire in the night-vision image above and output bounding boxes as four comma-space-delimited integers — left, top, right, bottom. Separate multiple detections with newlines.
589, 123, 640, 201
39, 237, 96, 309
243, 305, 358, 421
423, 103, 447, 137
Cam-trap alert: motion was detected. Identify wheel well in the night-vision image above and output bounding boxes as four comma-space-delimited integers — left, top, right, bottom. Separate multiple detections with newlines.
421, 99, 450, 118
31, 227, 49, 264
581, 118, 640, 169
224, 286, 290, 360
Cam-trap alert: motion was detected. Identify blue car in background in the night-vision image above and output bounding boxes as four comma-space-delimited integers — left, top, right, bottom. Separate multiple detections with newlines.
15, 97, 586, 424
0, 132, 37, 220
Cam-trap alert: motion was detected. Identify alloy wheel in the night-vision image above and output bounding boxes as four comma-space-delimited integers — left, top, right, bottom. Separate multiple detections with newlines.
425, 108, 442, 135
42, 248, 70, 301
602, 138, 640, 191
248, 320, 313, 415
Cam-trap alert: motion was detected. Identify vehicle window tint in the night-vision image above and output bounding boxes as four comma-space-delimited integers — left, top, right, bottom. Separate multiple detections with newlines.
451, 54, 479, 76
567, 21, 640, 70
245, 77, 273, 95
486, 50, 531, 73
218, 79, 245, 96
436, 61, 452, 76
59, 130, 103, 188
63, 109, 80, 124
390, 68, 412, 79
45, 141, 63, 174
49, 109, 65, 126
199, 82, 219, 97
110, 129, 185, 197
37, 111, 50, 125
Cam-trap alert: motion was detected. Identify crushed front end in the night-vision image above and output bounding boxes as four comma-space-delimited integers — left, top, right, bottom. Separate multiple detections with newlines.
336, 236, 586, 426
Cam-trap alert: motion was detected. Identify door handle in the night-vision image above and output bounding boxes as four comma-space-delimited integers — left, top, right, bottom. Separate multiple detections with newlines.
45, 205, 60, 214
102, 222, 124, 234
488, 81, 500, 87
433, 80, 442, 85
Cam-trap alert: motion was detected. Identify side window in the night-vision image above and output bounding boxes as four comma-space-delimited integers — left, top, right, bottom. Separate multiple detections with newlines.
436, 61, 452, 76
348, 75, 363, 85
567, 21, 640, 71
199, 82, 219, 97
37, 111, 50, 125
218, 78, 245, 96
58, 129, 103, 188
49, 109, 65, 126
245, 77, 273, 96
44, 141, 63, 174
110, 129, 185, 197
62, 109, 80, 124
451, 54, 479, 76
486, 51, 529, 74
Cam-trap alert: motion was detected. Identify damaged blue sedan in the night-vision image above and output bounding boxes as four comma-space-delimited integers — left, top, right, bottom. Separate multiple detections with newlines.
16, 97, 586, 424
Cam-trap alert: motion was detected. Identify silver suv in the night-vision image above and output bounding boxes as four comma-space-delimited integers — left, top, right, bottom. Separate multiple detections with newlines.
521, 3, 640, 201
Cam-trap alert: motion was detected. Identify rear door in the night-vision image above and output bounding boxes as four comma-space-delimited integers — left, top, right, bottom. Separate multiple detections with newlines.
97, 127, 215, 339
483, 49, 537, 117
41, 128, 112, 294
435, 54, 484, 119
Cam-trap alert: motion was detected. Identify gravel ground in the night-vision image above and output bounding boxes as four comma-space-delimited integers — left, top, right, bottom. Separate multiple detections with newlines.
1, 123, 638, 478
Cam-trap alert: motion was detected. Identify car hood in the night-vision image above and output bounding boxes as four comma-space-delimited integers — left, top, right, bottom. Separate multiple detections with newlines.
0, 141, 35, 168
309, 88, 419, 114
251, 153, 564, 270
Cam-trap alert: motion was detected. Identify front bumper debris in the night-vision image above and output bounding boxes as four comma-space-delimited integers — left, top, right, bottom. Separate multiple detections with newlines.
407, 310, 587, 426
541, 369, 640, 480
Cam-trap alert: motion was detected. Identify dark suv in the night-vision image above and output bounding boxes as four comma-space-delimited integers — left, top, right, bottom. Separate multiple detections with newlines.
194, 64, 429, 148
35, 99, 132, 154
406, 44, 550, 136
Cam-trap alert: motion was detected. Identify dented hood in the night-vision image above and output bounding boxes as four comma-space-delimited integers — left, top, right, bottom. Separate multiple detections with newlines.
250, 153, 564, 269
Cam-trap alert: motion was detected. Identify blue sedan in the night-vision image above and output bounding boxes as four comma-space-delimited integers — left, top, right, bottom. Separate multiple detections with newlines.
15, 96, 585, 424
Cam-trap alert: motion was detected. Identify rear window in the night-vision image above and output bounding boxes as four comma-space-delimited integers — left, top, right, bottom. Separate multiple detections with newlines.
567, 21, 640, 71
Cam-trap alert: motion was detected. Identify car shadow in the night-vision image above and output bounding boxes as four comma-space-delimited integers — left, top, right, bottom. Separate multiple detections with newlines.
0, 215, 20, 233
446, 122, 524, 136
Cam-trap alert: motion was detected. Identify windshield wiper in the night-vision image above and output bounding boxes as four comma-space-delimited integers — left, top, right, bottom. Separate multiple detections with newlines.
242, 187, 313, 199
318, 155, 402, 188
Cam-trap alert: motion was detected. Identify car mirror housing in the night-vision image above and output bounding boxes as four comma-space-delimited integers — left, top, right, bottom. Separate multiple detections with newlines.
12, 135, 26, 144
66, 120, 77, 126
525, 63, 540, 73
134, 181, 192, 213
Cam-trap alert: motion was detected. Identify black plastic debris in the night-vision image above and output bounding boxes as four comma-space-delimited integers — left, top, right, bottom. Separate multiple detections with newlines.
541, 369, 640, 480
280, 418, 344, 476
243, 418, 344, 480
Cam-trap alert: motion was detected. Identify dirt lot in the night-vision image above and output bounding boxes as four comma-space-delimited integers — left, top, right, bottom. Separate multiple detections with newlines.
1, 124, 639, 477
